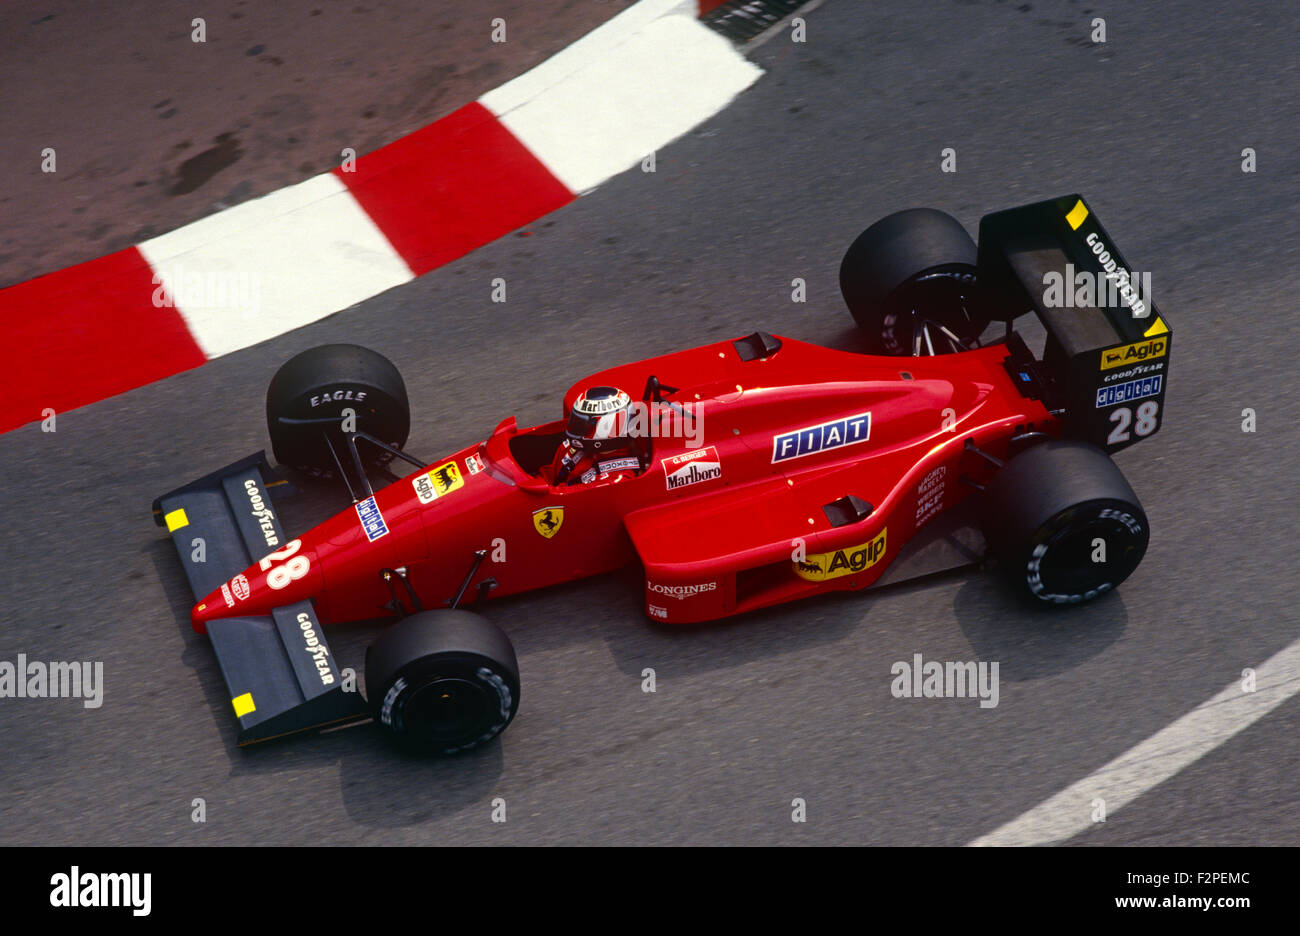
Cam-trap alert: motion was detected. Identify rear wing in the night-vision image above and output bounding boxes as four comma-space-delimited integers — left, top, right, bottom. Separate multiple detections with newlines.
152, 454, 366, 745
978, 195, 1172, 452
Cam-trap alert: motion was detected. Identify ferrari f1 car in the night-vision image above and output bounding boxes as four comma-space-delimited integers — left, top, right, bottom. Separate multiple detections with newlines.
154, 195, 1171, 754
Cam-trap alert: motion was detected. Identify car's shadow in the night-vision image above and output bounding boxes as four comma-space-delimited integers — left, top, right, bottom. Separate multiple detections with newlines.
951, 572, 1129, 681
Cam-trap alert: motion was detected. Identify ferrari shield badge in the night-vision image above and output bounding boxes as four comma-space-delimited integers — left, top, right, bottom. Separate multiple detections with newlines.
532, 506, 564, 539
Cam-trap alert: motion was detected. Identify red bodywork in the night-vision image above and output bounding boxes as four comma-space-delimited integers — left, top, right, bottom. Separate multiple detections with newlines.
192, 335, 1055, 630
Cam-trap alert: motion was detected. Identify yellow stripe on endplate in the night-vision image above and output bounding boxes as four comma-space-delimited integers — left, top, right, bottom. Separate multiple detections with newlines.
1143, 316, 1168, 337
1065, 199, 1089, 230
164, 508, 189, 532
232, 693, 256, 718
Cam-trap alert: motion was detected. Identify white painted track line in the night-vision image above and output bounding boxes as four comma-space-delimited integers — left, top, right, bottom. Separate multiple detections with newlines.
967, 638, 1300, 845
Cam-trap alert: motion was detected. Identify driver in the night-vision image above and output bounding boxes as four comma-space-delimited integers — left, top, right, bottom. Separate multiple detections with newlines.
551, 386, 645, 485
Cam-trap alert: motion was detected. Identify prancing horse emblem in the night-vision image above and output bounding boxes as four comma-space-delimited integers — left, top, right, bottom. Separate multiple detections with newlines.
532, 506, 564, 539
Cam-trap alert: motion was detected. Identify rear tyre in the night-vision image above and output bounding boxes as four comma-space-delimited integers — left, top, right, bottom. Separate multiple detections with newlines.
839, 208, 989, 355
366, 610, 520, 755
266, 344, 409, 476
980, 440, 1149, 604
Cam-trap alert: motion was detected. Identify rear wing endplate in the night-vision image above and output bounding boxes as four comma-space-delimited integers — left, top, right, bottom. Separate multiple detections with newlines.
978, 195, 1172, 452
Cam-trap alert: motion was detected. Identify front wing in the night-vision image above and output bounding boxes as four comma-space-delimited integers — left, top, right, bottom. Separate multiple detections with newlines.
152, 453, 366, 745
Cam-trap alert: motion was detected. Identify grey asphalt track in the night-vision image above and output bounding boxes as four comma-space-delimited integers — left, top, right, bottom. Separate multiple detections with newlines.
2, 0, 1298, 845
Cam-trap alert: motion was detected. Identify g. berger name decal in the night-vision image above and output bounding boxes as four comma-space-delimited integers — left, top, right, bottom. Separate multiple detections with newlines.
1100, 336, 1167, 371
794, 529, 888, 582
664, 446, 722, 490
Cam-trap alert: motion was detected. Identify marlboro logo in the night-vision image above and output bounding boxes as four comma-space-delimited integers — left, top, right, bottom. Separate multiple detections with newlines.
664, 446, 722, 490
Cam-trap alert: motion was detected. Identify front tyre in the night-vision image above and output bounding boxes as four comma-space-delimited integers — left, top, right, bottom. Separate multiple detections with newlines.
266, 344, 410, 476
980, 441, 1150, 604
366, 610, 520, 755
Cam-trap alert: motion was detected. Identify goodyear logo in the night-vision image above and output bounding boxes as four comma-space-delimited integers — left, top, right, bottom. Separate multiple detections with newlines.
794, 528, 887, 582
1100, 337, 1167, 371
772, 412, 870, 463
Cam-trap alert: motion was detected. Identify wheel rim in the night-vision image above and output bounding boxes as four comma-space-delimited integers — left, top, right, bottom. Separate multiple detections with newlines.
884, 271, 985, 356
403, 676, 495, 744
1027, 508, 1146, 603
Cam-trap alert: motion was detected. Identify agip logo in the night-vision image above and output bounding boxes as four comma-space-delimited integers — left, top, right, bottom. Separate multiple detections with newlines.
1100, 337, 1167, 371
794, 529, 888, 582
413, 460, 464, 504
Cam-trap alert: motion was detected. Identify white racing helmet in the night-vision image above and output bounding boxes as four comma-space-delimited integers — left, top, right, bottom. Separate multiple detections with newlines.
565, 386, 634, 456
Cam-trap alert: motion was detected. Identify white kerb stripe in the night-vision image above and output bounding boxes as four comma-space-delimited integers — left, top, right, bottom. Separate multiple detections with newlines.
138, 173, 412, 359
481, 8, 762, 195
967, 637, 1300, 846
481, 0, 697, 116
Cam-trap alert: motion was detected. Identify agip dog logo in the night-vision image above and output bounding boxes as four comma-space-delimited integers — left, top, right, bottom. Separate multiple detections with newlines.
532, 506, 564, 539
1100, 337, 1167, 371
413, 460, 464, 504
794, 529, 888, 582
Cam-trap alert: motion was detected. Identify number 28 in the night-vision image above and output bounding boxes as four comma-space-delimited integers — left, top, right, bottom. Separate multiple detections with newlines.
1108, 401, 1159, 444
259, 539, 310, 590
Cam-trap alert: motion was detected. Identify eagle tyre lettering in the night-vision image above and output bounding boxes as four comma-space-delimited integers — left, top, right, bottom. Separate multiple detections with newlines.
380, 656, 515, 755
980, 441, 1149, 605
266, 344, 410, 476
1023, 502, 1147, 604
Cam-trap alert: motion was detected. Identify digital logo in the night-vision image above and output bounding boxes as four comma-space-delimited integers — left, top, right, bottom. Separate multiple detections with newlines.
1096, 375, 1162, 408
355, 495, 389, 542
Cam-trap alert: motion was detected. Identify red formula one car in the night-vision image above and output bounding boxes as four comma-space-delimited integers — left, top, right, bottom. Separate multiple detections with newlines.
154, 195, 1171, 754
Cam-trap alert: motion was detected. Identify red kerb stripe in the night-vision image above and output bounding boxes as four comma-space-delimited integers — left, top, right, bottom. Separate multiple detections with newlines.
336, 102, 574, 276
0, 248, 206, 432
